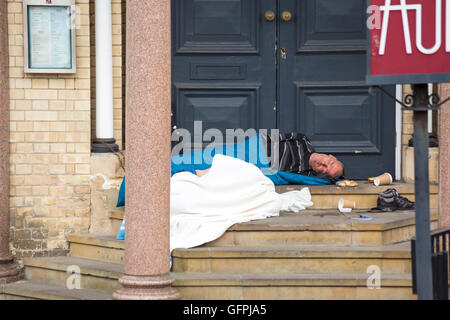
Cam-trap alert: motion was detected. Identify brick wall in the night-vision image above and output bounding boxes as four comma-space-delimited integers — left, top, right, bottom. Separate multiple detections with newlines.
90, 0, 123, 150
7, 0, 91, 258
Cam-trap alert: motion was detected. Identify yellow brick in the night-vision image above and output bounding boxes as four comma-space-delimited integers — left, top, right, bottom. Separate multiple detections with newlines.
8, 2, 22, 14
49, 165, 66, 175
10, 89, 24, 99
16, 122, 33, 132
66, 143, 75, 153
32, 186, 49, 196
25, 89, 58, 100
33, 122, 50, 132
16, 143, 33, 153
25, 111, 58, 121
49, 79, 66, 89
32, 100, 49, 110
33, 144, 50, 153
75, 79, 90, 89
16, 186, 33, 196
15, 165, 32, 175
49, 100, 65, 110
49, 122, 66, 132
10, 175, 25, 186
15, 100, 32, 110
10, 111, 24, 121
58, 90, 76, 100
15, 79, 32, 89
75, 164, 90, 174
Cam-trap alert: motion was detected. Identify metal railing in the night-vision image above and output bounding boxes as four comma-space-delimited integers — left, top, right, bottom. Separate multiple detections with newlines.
412, 227, 450, 300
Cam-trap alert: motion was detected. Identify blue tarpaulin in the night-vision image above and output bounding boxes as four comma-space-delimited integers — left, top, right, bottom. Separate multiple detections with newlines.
117, 133, 330, 207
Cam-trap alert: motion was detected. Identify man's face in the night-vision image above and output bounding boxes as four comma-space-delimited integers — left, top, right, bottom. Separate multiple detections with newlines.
310, 153, 344, 178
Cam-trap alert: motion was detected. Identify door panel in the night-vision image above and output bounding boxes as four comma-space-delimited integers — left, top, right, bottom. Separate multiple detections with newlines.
172, 0, 396, 179
172, 0, 277, 146
279, 0, 395, 179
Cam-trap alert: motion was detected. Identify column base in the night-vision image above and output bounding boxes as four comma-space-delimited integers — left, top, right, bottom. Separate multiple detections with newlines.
112, 273, 181, 300
91, 138, 119, 153
0, 253, 22, 284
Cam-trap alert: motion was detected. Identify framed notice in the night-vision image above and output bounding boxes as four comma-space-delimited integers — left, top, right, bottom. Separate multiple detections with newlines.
23, 0, 76, 73
366, 0, 450, 85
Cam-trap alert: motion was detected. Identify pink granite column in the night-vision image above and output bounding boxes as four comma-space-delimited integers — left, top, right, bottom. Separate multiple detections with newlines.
438, 84, 450, 227
112, 0, 180, 300
0, 0, 21, 284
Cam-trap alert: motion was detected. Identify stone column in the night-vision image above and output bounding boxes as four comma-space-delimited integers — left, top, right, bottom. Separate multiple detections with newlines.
112, 0, 180, 300
0, 0, 21, 284
438, 84, 450, 227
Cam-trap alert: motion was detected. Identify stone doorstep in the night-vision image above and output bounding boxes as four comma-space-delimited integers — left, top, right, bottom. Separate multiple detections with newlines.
16, 256, 415, 300
171, 243, 413, 274
109, 209, 439, 232
172, 242, 412, 259
108, 210, 440, 244
108, 182, 439, 222
0, 280, 113, 300
72, 209, 439, 259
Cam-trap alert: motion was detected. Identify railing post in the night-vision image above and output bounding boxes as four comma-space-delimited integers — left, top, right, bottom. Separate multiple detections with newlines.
412, 83, 434, 300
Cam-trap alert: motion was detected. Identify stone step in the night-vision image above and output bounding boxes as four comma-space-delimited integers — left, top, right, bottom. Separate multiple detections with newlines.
18, 256, 415, 300
0, 280, 112, 300
172, 242, 412, 274
73, 210, 439, 264
203, 210, 439, 248
283, 182, 438, 210
173, 272, 416, 300
110, 182, 437, 213
109, 182, 438, 235
69, 234, 125, 264
110, 209, 124, 236
22, 256, 123, 293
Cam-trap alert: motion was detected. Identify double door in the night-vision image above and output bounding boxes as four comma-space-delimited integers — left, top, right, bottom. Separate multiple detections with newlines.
171, 0, 395, 178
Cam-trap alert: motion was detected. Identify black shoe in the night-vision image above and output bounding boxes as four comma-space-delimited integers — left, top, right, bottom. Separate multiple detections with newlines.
373, 188, 415, 212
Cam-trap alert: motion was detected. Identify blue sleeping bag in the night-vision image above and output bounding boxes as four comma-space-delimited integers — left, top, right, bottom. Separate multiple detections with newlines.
116, 133, 330, 207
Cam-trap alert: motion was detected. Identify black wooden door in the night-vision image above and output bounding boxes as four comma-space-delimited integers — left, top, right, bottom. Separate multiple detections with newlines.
172, 0, 396, 179
171, 0, 277, 145
278, 0, 396, 179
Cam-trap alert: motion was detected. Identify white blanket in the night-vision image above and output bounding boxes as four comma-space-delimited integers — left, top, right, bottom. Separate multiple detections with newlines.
170, 154, 313, 251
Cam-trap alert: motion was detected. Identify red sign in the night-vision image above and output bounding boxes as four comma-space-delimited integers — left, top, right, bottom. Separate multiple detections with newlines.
367, 0, 450, 84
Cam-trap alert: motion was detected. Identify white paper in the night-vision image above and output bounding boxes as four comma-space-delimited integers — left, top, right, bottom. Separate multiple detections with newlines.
28, 6, 72, 69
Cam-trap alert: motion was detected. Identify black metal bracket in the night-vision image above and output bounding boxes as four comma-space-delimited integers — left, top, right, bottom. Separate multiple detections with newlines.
370, 85, 448, 111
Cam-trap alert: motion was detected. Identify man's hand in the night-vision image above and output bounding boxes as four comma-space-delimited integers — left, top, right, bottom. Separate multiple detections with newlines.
195, 169, 210, 177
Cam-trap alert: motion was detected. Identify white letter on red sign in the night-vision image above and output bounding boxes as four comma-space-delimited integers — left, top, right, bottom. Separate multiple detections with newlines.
379, 0, 447, 55
415, 0, 442, 54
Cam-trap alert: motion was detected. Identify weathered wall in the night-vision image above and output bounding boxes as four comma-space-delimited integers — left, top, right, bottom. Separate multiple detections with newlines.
7, 0, 92, 258
401, 85, 439, 183
438, 83, 450, 227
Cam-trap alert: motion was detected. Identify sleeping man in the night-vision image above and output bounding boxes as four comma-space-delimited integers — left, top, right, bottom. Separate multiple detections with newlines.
195, 132, 344, 182
169, 132, 345, 250
116, 132, 345, 252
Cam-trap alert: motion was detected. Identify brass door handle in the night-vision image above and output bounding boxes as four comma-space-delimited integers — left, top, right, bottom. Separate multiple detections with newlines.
265, 10, 275, 22
281, 11, 292, 22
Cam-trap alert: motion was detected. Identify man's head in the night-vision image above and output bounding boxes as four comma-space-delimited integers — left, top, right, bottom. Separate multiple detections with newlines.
309, 153, 344, 179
